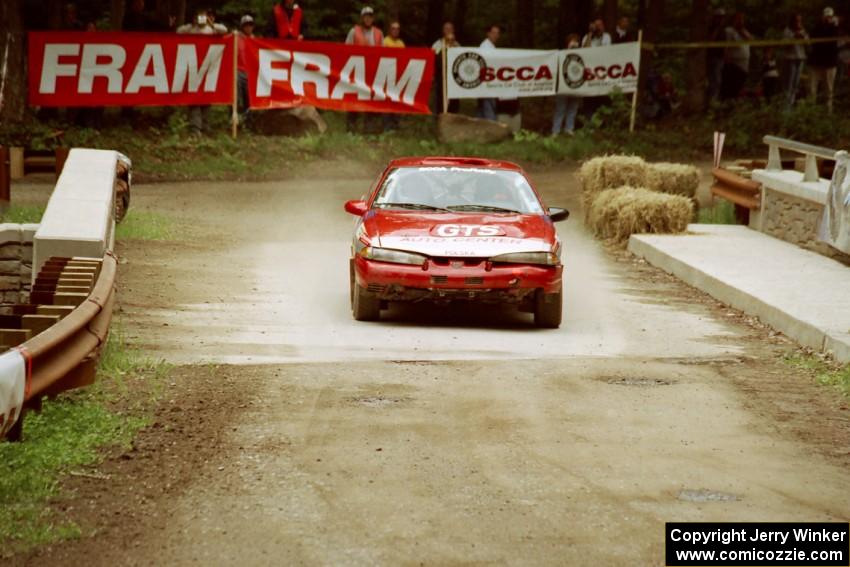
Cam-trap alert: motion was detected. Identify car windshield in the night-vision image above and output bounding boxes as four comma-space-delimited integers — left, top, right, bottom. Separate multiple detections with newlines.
373, 166, 545, 215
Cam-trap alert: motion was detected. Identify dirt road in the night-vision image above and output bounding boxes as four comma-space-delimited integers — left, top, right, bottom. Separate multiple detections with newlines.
21, 164, 850, 566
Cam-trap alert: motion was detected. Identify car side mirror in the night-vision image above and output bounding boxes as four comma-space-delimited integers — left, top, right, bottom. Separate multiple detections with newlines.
549, 207, 570, 222
344, 200, 369, 216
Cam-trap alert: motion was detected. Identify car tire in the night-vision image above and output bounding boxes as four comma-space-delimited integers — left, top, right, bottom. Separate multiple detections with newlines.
352, 282, 381, 321
534, 287, 562, 328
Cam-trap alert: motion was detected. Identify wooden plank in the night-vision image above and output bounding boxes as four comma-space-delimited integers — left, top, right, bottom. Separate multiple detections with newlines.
0, 328, 30, 345
53, 292, 88, 306
36, 305, 75, 319
711, 184, 761, 210
22, 314, 60, 335
55, 285, 91, 293
712, 167, 761, 194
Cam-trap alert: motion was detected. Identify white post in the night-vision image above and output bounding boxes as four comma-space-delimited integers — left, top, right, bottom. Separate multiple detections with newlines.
766, 144, 782, 170
629, 30, 643, 133
803, 154, 819, 182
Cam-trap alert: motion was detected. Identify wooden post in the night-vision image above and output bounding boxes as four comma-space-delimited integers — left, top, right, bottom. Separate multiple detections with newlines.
9, 147, 24, 179
0, 146, 10, 206
441, 39, 449, 114
54, 147, 69, 178
231, 32, 238, 139
629, 30, 643, 133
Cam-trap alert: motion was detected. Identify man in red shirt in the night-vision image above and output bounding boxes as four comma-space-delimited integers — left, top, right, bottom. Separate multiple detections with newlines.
267, 0, 305, 40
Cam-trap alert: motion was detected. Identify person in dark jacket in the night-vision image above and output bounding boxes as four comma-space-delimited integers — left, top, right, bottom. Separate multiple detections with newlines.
809, 7, 840, 113
123, 0, 164, 31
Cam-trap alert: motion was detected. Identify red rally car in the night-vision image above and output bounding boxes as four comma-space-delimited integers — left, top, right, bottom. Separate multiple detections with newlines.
344, 157, 570, 327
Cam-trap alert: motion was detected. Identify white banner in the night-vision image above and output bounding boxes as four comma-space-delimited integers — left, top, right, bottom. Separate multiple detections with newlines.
446, 47, 559, 99
556, 42, 640, 97
0, 349, 27, 439
818, 150, 850, 254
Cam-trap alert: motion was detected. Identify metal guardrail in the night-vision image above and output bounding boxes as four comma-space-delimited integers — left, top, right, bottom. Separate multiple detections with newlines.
763, 135, 839, 183
23, 253, 116, 400
711, 167, 761, 211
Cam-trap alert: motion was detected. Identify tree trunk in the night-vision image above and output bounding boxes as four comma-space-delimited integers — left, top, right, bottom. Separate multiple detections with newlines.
453, 0, 468, 43
604, 0, 618, 31
683, 0, 709, 113
516, 0, 535, 47
558, 0, 593, 42
636, 0, 647, 29
111, 0, 125, 30
425, 0, 445, 46
640, 0, 664, 88
47, 0, 63, 29
386, 0, 402, 21
0, 0, 25, 123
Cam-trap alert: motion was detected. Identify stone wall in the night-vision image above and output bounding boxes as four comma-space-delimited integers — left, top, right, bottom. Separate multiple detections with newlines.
0, 223, 38, 307
759, 188, 850, 265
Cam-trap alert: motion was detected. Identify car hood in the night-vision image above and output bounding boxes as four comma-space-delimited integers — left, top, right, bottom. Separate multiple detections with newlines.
364, 210, 556, 257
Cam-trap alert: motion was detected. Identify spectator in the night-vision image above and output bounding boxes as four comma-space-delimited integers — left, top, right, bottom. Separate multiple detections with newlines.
582, 19, 612, 47
782, 13, 808, 109
62, 2, 84, 30
477, 24, 501, 121
721, 12, 752, 100
382, 21, 405, 131
762, 48, 781, 101
205, 9, 229, 34
123, 0, 165, 31
346, 6, 384, 46
237, 15, 255, 127
268, 0, 305, 40
177, 9, 225, 134
551, 34, 582, 136
706, 9, 726, 103
613, 17, 634, 44
432, 22, 460, 114
809, 7, 839, 114
345, 7, 384, 133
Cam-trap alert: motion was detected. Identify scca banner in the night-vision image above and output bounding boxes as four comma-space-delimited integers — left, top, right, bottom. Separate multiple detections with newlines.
557, 42, 640, 97
447, 47, 558, 99
28, 32, 234, 107
245, 38, 434, 114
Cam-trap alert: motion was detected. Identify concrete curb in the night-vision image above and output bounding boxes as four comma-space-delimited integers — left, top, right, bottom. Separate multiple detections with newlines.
628, 228, 850, 363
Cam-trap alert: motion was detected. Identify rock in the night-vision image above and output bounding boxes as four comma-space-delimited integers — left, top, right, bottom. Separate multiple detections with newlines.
437, 113, 511, 144
252, 106, 328, 137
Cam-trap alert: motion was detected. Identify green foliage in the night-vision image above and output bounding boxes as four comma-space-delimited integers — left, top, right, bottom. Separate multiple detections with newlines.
785, 354, 850, 398
0, 329, 169, 556
116, 211, 177, 241
0, 205, 45, 224
697, 200, 737, 225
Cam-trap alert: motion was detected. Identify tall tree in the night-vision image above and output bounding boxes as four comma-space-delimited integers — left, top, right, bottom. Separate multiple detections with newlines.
640, 0, 665, 88
425, 0, 445, 45
558, 0, 593, 42
683, 0, 709, 113
453, 0, 469, 43
604, 0, 618, 31
0, 0, 25, 123
516, 0, 536, 47
110, 0, 125, 30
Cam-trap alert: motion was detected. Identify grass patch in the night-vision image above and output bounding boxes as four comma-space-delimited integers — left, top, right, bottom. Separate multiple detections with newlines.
115, 210, 176, 241
697, 200, 737, 225
0, 327, 170, 557
0, 205, 45, 224
785, 354, 850, 398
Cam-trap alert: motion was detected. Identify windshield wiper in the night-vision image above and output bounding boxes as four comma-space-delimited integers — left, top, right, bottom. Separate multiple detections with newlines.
376, 202, 452, 212
447, 204, 524, 214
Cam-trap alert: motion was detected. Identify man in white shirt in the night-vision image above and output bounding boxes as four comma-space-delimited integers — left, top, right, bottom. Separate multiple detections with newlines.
582, 19, 612, 47
720, 12, 752, 100
477, 25, 500, 121
177, 9, 227, 134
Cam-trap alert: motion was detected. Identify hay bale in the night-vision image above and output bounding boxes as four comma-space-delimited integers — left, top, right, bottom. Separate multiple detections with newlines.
646, 162, 700, 198
588, 186, 693, 243
578, 155, 649, 213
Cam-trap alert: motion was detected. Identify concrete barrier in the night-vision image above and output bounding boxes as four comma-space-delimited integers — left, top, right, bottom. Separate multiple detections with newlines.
33, 149, 120, 281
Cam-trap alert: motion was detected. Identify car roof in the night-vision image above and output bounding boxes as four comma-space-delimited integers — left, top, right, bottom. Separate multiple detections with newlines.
387, 156, 524, 172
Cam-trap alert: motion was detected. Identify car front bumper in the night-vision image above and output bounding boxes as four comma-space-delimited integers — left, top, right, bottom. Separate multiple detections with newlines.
353, 255, 562, 303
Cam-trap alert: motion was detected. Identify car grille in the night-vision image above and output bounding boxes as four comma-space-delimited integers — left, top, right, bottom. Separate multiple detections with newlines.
367, 283, 387, 293
465, 277, 484, 285
431, 276, 448, 284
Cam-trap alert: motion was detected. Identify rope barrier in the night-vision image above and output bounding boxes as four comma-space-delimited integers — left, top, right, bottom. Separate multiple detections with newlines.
643, 36, 850, 50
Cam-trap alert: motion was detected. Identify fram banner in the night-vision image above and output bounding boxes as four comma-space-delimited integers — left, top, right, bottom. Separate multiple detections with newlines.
244, 38, 434, 114
446, 47, 558, 99
557, 42, 640, 97
28, 31, 234, 107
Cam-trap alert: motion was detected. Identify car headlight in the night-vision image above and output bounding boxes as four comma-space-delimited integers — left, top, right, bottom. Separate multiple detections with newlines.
360, 247, 428, 265
491, 251, 560, 265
